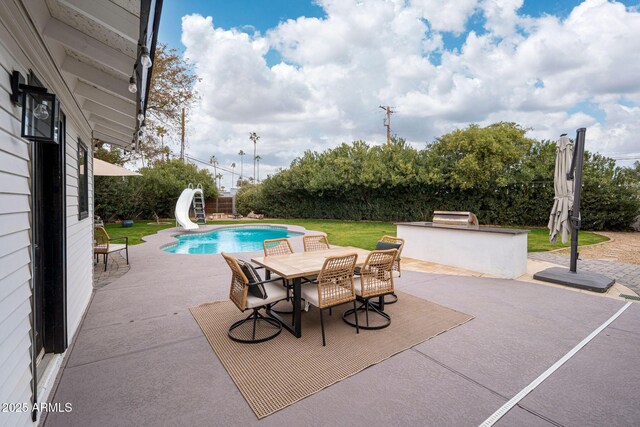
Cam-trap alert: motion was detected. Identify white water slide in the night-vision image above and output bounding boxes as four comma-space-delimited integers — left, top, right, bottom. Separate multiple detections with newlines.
175, 185, 203, 230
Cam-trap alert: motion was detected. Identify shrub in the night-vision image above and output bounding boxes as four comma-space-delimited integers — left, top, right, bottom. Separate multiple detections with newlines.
95, 159, 217, 221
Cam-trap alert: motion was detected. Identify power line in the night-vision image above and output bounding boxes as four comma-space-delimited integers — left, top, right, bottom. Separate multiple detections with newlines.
183, 153, 238, 175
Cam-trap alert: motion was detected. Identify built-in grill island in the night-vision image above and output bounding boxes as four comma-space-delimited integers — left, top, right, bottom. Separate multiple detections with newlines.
396, 212, 529, 279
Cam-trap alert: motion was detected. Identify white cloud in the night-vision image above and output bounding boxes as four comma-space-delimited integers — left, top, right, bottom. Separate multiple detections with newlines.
411, 0, 479, 33
177, 0, 640, 187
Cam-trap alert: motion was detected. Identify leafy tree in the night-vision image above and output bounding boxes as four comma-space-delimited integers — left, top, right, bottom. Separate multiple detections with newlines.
95, 159, 217, 220
137, 44, 200, 164
94, 145, 127, 166
426, 122, 535, 189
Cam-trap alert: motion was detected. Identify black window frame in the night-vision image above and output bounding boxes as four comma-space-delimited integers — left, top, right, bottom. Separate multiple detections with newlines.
77, 140, 89, 220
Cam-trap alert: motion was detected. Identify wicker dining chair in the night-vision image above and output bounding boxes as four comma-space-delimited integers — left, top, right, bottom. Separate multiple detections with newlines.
303, 234, 330, 252
263, 238, 294, 257
221, 252, 288, 344
93, 226, 129, 272
368, 235, 405, 306
301, 253, 359, 346
343, 249, 397, 330
263, 238, 298, 316
379, 235, 405, 277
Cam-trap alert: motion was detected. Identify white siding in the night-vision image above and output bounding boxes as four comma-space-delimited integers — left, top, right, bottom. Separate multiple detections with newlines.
65, 128, 93, 339
0, 8, 94, 426
0, 28, 34, 427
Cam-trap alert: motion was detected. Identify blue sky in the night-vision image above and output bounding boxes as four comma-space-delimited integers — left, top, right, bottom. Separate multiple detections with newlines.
154, 1, 640, 184
159, 0, 638, 54
159, 1, 326, 50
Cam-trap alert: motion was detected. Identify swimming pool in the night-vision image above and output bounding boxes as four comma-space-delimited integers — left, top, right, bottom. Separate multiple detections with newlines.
163, 226, 302, 254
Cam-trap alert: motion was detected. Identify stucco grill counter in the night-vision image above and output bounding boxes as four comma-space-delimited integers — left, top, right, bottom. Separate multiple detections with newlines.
396, 222, 529, 279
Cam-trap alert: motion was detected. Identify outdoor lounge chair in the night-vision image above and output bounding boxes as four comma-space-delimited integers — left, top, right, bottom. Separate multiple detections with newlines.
302, 234, 330, 252
301, 253, 359, 346
343, 249, 397, 330
222, 252, 288, 344
93, 226, 129, 272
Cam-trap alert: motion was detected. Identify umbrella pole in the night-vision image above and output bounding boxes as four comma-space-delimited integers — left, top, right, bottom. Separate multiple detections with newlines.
568, 128, 586, 273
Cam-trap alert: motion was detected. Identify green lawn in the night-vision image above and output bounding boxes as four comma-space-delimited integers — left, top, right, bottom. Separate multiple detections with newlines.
104, 219, 609, 252
526, 227, 608, 252
103, 221, 175, 245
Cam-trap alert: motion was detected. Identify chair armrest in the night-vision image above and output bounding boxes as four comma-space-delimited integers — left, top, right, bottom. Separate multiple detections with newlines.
109, 236, 128, 246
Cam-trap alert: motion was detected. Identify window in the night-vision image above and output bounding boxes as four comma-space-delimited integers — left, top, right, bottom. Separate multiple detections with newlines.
78, 140, 89, 220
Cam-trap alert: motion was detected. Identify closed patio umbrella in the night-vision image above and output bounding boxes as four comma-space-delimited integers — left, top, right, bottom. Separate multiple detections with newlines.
534, 128, 614, 293
547, 134, 573, 244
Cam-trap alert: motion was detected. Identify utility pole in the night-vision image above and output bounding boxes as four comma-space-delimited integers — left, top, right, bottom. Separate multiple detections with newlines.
180, 107, 185, 161
379, 105, 394, 145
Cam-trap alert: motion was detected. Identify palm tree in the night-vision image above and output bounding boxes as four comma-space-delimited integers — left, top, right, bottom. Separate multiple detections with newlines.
249, 132, 260, 184
238, 150, 245, 182
230, 162, 236, 188
255, 155, 262, 182
209, 155, 218, 189
216, 173, 223, 190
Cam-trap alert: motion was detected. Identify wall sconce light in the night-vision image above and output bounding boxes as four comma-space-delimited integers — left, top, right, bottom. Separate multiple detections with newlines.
10, 71, 59, 144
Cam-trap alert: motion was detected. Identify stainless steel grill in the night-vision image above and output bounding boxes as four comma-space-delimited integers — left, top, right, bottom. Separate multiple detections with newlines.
432, 211, 479, 228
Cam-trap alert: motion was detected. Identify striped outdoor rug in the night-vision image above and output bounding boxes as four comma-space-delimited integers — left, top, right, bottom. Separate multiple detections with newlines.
190, 290, 473, 419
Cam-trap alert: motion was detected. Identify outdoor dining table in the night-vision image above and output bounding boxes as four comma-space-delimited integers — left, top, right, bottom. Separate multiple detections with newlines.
251, 246, 371, 338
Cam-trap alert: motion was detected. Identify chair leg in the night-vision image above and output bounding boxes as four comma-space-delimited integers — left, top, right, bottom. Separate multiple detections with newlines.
329, 307, 332, 316
252, 312, 258, 340
365, 302, 369, 325
228, 309, 282, 344
320, 308, 326, 346
343, 298, 390, 330
104, 253, 108, 271
353, 300, 359, 334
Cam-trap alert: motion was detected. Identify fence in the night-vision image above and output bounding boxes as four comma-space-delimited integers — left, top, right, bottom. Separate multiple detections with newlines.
205, 196, 234, 215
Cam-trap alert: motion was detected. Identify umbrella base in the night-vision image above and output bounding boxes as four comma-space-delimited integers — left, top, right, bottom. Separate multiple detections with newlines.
533, 267, 615, 293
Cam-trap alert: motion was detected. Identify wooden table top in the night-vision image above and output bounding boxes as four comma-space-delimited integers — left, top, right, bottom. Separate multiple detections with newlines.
251, 246, 371, 279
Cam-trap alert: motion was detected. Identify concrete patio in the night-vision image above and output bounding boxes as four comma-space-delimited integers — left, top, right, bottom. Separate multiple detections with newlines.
45, 226, 640, 426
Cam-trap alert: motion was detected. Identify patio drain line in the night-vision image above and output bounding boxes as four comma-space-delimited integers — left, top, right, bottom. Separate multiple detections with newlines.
479, 301, 632, 427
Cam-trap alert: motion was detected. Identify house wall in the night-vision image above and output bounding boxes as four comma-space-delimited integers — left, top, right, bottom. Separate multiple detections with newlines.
0, 7, 94, 426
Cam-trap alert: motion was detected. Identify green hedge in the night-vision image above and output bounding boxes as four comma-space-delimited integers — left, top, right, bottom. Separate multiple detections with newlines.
237, 123, 639, 230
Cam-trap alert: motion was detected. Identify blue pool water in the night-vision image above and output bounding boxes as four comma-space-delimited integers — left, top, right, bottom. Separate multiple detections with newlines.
163, 226, 301, 254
